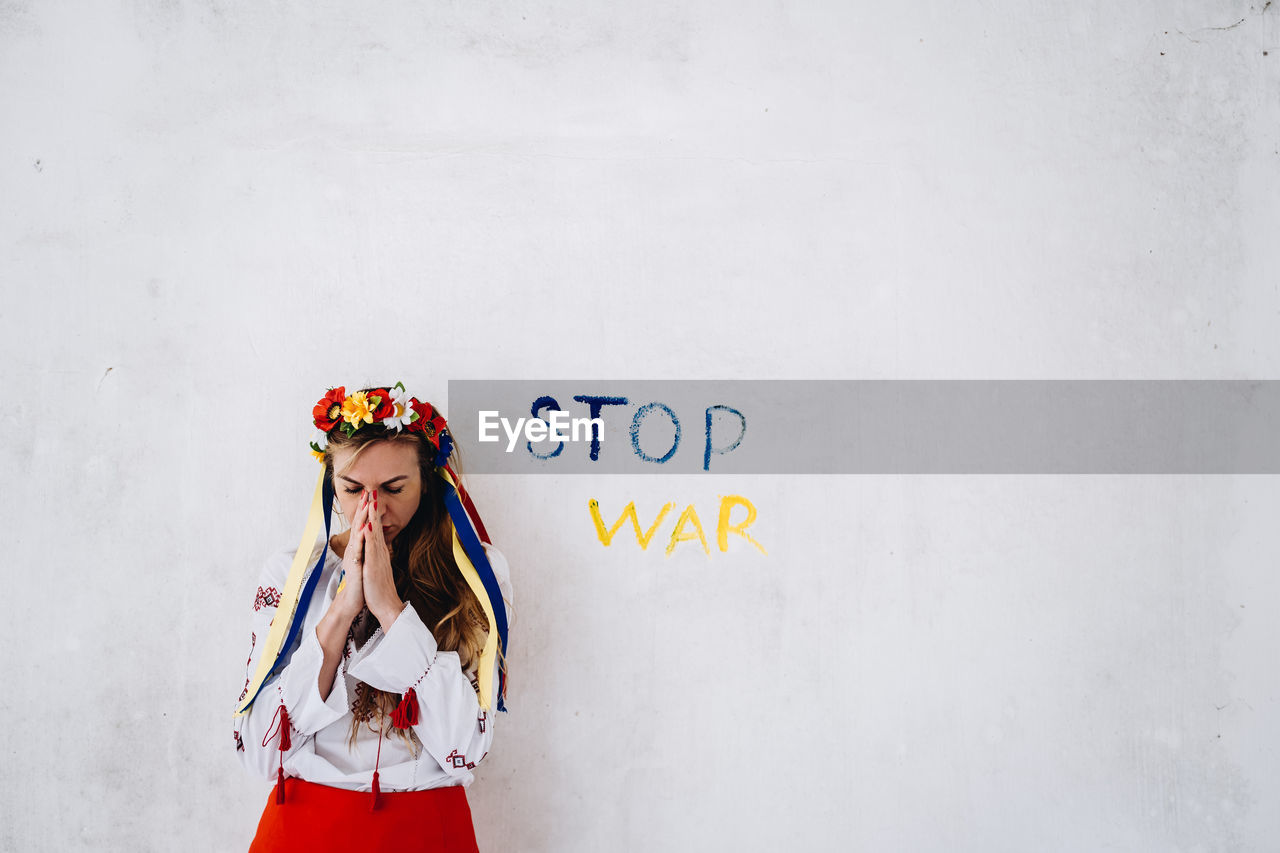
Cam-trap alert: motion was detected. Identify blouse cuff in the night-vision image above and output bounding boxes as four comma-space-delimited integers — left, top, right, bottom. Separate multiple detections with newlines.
345, 602, 439, 692
278, 621, 350, 734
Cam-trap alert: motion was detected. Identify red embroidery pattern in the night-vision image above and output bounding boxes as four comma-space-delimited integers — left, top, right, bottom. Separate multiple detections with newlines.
406, 655, 435, 692
273, 684, 299, 736
478, 710, 487, 733
254, 586, 281, 611
246, 632, 256, 667
238, 676, 250, 702
234, 730, 245, 752
444, 748, 476, 770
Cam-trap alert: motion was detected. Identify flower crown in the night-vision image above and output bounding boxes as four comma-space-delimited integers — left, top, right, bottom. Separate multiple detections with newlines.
309, 381, 454, 468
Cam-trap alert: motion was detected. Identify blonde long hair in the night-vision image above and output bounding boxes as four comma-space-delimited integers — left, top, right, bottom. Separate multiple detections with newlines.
322, 412, 489, 753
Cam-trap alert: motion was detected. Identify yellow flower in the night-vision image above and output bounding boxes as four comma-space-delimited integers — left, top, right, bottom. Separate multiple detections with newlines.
341, 391, 375, 426
311, 447, 325, 463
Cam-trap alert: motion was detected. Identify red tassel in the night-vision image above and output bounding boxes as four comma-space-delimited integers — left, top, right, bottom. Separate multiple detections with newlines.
265, 702, 292, 804
278, 705, 291, 751
370, 722, 385, 811
392, 688, 419, 729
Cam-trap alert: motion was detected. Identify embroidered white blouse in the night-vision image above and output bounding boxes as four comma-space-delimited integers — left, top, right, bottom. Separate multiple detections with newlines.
233, 538, 513, 792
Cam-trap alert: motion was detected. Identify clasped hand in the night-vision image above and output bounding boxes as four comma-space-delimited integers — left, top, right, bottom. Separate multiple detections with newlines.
335, 488, 404, 632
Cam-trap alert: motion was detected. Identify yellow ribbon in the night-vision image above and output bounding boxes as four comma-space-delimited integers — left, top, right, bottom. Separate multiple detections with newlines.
234, 466, 327, 718
439, 466, 501, 712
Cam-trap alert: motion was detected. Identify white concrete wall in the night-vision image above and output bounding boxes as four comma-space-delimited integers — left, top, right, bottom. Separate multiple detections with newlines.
2, 1, 1278, 850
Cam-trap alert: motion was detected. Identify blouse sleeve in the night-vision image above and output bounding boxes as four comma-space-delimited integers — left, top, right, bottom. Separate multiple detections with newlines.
232, 547, 351, 781
344, 542, 514, 781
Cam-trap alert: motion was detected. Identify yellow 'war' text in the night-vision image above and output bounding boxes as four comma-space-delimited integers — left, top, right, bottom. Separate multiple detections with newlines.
588, 496, 768, 556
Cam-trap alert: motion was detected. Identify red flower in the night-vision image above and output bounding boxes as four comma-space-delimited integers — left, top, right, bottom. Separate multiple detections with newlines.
313, 387, 346, 431
406, 399, 434, 434
368, 388, 394, 421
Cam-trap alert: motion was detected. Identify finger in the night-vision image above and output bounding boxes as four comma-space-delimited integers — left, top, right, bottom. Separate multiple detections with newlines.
349, 493, 370, 564
353, 517, 369, 565
346, 490, 369, 545
357, 492, 378, 545
353, 490, 372, 533
360, 503, 386, 555
370, 493, 385, 542
373, 512, 387, 550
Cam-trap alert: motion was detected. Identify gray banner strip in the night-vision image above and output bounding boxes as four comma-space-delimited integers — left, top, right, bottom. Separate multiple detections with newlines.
445, 380, 1280, 474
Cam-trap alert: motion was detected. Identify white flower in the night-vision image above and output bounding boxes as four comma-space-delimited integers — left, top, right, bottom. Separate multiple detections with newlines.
314, 428, 329, 450
382, 384, 416, 431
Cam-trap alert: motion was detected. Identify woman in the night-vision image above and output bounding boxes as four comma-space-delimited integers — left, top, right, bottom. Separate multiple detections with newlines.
233, 383, 513, 851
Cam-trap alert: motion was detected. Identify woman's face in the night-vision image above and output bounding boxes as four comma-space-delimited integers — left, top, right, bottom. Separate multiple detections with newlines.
330, 439, 423, 545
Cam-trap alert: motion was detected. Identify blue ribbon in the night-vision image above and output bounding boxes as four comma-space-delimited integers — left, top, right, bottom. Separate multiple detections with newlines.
241, 475, 335, 711
443, 479, 510, 712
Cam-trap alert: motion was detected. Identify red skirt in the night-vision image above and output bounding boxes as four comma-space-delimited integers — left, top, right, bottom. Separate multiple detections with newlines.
249, 776, 479, 852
